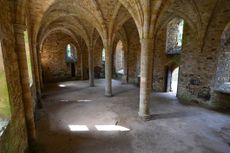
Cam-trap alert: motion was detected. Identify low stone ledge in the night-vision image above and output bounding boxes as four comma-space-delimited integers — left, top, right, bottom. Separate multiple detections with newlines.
215, 82, 230, 94
0, 119, 9, 136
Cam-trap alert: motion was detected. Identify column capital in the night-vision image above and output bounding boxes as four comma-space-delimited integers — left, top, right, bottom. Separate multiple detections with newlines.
14, 24, 26, 33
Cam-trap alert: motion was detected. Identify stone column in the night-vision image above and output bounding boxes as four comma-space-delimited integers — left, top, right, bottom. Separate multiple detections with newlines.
104, 40, 112, 96
81, 51, 84, 80
88, 46, 95, 87
37, 47, 44, 89
122, 47, 128, 84
139, 38, 154, 118
33, 44, 42, 108
167, 68, 172, 92
14, 24, 36, 143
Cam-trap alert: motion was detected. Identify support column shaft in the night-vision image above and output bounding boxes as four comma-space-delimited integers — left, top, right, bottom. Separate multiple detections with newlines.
105, 41, 112, 96
88, 46, 95, 86
139, 38, 154, 118
14, 24, 36, 143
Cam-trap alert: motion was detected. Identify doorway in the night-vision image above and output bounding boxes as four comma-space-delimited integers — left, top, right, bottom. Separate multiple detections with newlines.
166, 66, 179, 94
71, 63, 76, 77
171, 67, 179, 93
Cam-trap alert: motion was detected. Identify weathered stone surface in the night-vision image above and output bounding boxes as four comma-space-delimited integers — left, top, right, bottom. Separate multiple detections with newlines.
1, 0, 230, 152
41, 32, 88, 82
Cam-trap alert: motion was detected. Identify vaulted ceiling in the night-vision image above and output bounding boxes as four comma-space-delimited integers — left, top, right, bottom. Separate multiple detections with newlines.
27, 0, 221, 50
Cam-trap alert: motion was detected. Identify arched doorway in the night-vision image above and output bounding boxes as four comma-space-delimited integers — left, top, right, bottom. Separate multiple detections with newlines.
166, 66, 179, 94
114, 40, 125, 80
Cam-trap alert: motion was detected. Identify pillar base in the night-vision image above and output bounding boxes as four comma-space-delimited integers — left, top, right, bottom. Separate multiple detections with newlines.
104, 93, 113, 97
138, 112, 151, 121
89, 84, 95, 87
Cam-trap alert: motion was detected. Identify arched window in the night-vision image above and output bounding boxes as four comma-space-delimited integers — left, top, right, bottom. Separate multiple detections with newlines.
166, 18, 184, 55
24, 30, 33, 85
102, 48, 106, 63
0, 42, 10, 119
66, 44, 77, 63
215, 23, 230, 91
114, 40, 124, 74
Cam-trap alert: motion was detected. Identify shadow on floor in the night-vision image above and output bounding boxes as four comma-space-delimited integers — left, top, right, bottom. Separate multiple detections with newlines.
148, 111, 198, 121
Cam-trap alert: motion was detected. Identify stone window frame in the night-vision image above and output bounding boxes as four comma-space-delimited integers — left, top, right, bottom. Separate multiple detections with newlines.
65, 43, 77, 63
0, 26, 10, 137
165, 18, 184, 55
214, 23, 230, 93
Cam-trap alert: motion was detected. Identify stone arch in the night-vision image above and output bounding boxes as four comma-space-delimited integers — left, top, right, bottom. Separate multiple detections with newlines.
34, 0, 107, 46
39, 27, 81, 52
112, 28, 129, 83
37, 15, 91, 50
113, 40, 125, 73
156, 14, 197, 39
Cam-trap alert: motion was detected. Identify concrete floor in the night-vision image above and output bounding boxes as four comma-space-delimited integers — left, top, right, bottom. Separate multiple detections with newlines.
35, 79, 230, 153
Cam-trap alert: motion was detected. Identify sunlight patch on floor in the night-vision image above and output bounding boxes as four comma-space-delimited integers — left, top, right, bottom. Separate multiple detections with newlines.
59, 84, 67, 88
95, 125, 130, 131
68, 125, 130, 132
68, 125, 89, 131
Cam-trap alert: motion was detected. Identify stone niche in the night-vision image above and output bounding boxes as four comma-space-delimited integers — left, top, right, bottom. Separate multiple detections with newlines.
213, 86, 230, 111
212, 24, 230, 111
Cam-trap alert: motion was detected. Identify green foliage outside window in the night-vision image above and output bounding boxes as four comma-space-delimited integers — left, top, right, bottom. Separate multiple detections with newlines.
0, 43, 10, 118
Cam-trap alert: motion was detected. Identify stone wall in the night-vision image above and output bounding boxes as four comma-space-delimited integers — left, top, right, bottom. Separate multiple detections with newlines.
124, 19, 141, 84
177, 21, 201, 102
215, 25, 230, 89
153, 18, 181, 92
93, 37, 104, 78
94, 38, 103, 68
41, 32, 87, 82
0, 0, 29, 152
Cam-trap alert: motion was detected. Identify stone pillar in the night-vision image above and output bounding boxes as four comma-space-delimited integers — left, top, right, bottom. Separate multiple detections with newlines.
139, 38, 154, 118
88, 46, 95, 86
167, 68, 172, 92
37, 47, 44, 89
122, 47, 128, 84
80, 52, 84, 80
104, 41, 112, 96
14, 24, 36, 143
33, 44, 42, 108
